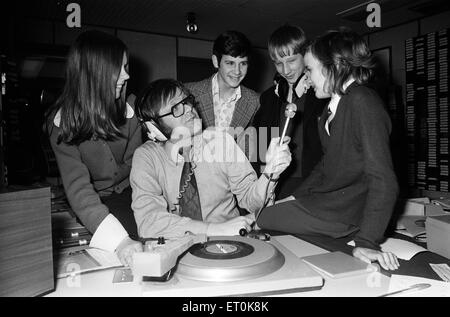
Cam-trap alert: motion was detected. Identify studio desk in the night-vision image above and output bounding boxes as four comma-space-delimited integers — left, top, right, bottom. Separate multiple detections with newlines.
46, 230, 450, 297
289, 231, 450, 282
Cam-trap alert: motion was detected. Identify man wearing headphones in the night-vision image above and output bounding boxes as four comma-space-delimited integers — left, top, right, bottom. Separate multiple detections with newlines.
130, 79, 291, 239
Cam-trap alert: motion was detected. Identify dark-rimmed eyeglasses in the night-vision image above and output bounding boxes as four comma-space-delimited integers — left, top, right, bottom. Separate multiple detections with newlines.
156, 94, 196, 119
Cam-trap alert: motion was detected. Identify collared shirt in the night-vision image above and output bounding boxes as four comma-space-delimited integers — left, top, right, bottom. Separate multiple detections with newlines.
287, 81, 307, 103
325, 78, 356, 135
211, 73, 241, 129
274, 77, 306, 103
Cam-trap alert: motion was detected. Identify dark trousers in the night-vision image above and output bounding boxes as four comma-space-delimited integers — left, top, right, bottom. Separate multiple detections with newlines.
102, 187, 139, 240
276, 177, 304, 200
257, 199, 358, 238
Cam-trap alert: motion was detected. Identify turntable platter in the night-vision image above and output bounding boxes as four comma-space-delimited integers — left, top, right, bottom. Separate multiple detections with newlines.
177, 236, 285, 282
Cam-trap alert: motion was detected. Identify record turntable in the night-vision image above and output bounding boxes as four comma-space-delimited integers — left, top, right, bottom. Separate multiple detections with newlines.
141, 236, 324, 297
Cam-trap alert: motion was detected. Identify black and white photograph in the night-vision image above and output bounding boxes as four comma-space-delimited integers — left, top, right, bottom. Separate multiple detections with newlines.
0, 0, 449, 303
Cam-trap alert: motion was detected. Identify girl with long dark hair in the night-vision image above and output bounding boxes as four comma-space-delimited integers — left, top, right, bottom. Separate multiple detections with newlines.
47, 30, 142, 266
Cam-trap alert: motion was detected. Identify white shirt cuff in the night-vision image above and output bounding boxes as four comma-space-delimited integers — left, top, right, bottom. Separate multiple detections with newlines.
89, 214, 129, 253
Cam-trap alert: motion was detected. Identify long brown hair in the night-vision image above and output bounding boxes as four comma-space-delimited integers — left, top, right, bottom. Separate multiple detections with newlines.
52, 30, 128, 145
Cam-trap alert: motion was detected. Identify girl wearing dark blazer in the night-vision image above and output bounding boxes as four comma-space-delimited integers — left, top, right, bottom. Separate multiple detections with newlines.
257, 28, 400, 271
47, 31, 142, 266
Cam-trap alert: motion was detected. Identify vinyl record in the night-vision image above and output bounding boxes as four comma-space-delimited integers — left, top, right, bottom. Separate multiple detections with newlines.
177, 236, 285, 282
189, 239, 254, 259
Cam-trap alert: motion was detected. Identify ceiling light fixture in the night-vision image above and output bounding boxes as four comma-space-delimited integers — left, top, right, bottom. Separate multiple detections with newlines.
186, 12, 198, 34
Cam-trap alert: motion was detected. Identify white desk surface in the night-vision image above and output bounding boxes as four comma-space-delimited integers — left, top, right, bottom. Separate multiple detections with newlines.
46, 235, 392, 297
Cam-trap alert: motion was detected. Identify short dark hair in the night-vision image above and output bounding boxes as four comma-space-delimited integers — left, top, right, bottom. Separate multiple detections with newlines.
135, 78, 190, 131
53, 30, 128, 145
213, 30, 251, 64
268, 24, 308, 60
307, 27, 375, 96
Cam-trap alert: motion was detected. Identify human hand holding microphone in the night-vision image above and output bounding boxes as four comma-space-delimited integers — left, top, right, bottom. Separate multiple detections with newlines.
263, 136, 292, 179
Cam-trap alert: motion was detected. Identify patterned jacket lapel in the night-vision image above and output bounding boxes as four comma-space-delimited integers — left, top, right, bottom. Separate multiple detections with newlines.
195, 78, 215, 128
230, 87, 258, 129
191, 77, 258, 130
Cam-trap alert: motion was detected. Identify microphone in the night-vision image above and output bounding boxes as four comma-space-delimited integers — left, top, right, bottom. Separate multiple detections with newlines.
266, 103, 297, 181
279, 103, 297, 145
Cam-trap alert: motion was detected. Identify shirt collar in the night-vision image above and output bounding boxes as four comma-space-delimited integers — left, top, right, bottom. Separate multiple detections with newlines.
212, 73, 241, 103
328, 77, 356, 115
343, 77, 356, 92
274, 77, 304, 102
294, 81, 305, 101
125, 102, 134, 119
